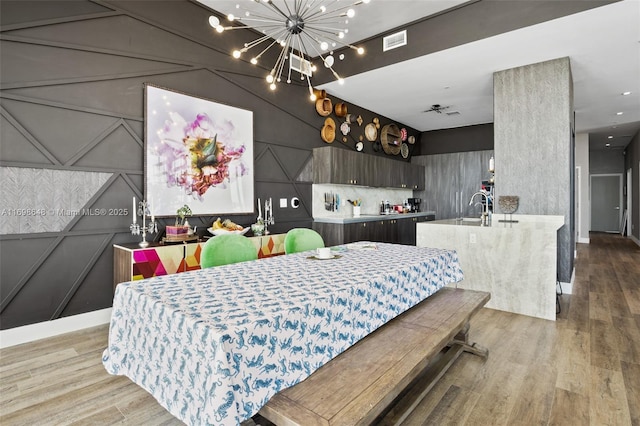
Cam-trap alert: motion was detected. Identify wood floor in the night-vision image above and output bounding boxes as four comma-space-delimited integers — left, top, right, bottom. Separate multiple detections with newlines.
1, 233, 638, 425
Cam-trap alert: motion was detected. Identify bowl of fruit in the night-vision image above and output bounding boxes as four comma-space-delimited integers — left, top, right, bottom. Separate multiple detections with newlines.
208, 218, 249, 236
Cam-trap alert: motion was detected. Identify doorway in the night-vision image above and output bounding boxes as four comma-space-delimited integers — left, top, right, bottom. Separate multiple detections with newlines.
590, 174, 622, 232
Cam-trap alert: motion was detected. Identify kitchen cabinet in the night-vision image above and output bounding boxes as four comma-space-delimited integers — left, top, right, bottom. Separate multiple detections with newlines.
313, 213, 435, 246
397, 215, 430, 246
313, 146, 424, 189
412, 150, 493, 220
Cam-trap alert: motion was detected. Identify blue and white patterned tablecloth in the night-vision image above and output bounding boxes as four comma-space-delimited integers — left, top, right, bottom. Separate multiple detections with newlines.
102, 243, 463, 425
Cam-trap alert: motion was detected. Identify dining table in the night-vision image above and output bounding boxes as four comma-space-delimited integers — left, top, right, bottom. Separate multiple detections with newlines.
102, 241, 464, 425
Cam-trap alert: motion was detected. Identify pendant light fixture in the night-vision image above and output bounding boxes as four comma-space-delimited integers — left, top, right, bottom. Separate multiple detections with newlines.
208, 0, 370, 100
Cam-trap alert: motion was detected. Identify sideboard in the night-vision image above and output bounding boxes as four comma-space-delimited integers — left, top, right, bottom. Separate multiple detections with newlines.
113, 233, 286, 289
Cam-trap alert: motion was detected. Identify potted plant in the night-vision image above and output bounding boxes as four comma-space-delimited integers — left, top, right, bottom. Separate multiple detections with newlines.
167, 204, 192, 236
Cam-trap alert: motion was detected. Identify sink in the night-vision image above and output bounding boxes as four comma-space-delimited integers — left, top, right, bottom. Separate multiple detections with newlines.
461, 217, 482, 223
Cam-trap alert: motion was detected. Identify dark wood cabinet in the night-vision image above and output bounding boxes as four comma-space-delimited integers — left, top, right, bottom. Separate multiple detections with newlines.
396, 215, 433, 245
313, 214, 434, 247
313, 146, 424, 189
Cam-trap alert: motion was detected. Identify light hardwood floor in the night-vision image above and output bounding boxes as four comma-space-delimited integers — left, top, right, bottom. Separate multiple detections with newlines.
1, 233, 638, 425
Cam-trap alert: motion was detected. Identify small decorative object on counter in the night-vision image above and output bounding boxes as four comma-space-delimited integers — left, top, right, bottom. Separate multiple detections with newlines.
498, 195, 519, 223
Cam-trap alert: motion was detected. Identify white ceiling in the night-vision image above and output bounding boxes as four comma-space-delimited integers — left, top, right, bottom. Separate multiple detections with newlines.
201, 0, 640, 151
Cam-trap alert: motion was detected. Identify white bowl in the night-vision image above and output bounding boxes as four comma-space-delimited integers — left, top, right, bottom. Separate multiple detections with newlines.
208, 227, 249, 236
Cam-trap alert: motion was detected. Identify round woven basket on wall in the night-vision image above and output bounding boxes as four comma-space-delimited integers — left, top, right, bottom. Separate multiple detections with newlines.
381, 123, 401, 155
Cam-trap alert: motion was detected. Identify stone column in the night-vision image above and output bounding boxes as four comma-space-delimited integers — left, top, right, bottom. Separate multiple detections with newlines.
494, 57, 574, 283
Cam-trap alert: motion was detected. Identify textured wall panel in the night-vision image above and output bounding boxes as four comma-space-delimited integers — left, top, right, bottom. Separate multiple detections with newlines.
494, 57, 573, 282
0, 167, 112, 234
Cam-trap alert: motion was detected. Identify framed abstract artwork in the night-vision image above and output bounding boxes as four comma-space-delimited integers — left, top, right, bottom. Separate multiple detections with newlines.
145, 84, 254, 217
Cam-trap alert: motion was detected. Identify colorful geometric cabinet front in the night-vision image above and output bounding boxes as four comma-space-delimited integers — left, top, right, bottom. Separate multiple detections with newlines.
125, 234, 286, 282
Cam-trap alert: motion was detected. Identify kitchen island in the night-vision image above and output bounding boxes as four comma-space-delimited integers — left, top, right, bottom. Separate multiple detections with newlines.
416, 214, 564, 320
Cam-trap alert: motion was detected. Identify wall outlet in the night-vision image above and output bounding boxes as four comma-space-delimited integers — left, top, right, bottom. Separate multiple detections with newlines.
279, 198, 287, 208
469, 233, 477, 244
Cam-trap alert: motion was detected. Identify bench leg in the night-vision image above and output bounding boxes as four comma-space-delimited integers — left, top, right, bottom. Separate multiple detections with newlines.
450, 322, 489, 358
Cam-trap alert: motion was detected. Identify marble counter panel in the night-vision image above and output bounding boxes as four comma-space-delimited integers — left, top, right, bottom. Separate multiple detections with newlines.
417, 214, 564, 320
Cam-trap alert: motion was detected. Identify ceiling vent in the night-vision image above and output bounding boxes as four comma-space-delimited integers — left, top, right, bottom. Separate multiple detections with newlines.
289, 52, 312, 77
446, 111, 461, 116
383, 30, 407, 52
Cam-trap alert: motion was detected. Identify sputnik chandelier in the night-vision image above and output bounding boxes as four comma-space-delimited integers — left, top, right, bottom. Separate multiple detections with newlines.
208, 0, 370, 99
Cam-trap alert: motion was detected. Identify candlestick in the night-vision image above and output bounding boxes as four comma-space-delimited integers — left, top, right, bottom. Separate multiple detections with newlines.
130, 199, 156, 247
258, 198, 262, 219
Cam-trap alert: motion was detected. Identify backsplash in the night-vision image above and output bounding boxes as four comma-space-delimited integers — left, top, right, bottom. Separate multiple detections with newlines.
313, 184, 414, 218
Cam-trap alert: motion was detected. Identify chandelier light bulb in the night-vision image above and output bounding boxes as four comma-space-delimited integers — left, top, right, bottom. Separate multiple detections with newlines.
363, 0, 370, 3
250, 57, 258, 65
324, 55, 335, 68
338, 32, 345, 39
266, 74, 274, 83
310, 93, 317, 101
208, 16, 220, 28
320, 41, 329, 51
227, 14, 235, 21
338, 78, 345, 85
347, 9, 355, 18
216, 25, 224, 33
232, 50, 242, 58
270, 83, 277, 91
320, 6, 326, 13
357, 47, 365, 55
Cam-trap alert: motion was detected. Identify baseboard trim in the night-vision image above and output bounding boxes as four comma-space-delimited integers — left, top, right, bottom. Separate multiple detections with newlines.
0, 308, 112, 349
631, 235, 640, 247
578, 237, 590, 244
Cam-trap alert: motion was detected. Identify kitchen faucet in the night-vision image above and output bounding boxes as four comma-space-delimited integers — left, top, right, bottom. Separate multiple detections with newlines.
469, 191, 491, 225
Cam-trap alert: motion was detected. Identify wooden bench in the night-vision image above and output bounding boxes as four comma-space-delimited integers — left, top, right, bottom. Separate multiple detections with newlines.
257, 287, 490, 426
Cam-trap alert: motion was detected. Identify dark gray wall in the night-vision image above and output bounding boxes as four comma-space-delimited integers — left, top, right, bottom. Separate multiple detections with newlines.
590, 148, 626, 174
418, 123, 494, 155
0, 0, 419, 329
623, 131, 640, 241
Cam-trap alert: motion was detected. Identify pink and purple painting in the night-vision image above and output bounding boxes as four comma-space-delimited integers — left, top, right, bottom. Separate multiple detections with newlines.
145, 85, 254, 216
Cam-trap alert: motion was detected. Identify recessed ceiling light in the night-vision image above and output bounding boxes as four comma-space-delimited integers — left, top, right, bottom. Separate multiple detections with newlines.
616, 112, 624, 115
608, 135, 614, 139
622, 91, 631, 96
605, 143, 611, 147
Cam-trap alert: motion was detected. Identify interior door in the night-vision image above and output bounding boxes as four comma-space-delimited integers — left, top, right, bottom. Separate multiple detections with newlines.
591, 174, 622, 232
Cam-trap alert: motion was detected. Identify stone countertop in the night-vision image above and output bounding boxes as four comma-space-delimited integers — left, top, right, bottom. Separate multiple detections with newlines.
314, 211, 436, 224
424, 214, 564, 231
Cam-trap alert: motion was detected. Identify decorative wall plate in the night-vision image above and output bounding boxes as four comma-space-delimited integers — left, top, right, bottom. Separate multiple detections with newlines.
365, 123, 377, 141
401, 142, 409, 158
